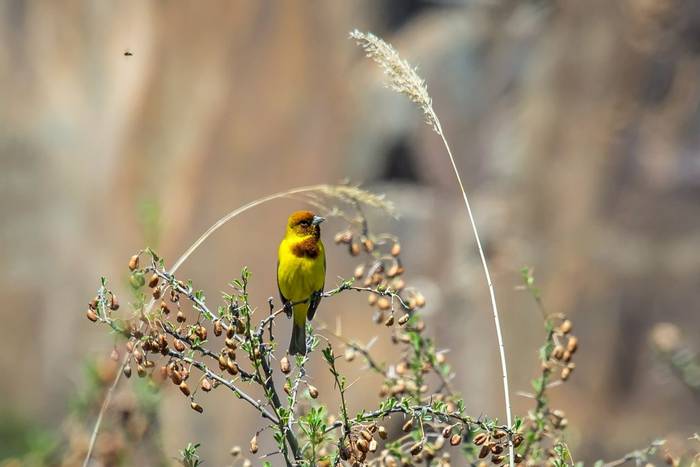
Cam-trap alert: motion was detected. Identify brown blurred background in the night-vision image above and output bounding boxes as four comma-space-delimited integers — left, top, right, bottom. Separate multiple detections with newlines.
1, 0, 699, 465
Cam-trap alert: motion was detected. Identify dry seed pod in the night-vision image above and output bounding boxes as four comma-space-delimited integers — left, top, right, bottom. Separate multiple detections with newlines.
354, 264, 365, 279
402, 418, 414, 432
434, 437, 445, 450
514, 453, 524, 463
133, 349, 144, 363
128, 254, 140, 271
398, 314, 409, 326
362, 237, 375, 253
283, 381, 292, 396
249, 434, 258, 454
201, 379, 212, 392
396, 361, 407, 375
152, 288, 161, 300
227, 358, 239, 375
559, 319, 573, 334
213, 320, 223, 336
280, 355, 291, 374
357, 438, 369, 453
409, 442, 423, 455
377, 297, 391, 311
391, 242, 401, 256
441, 426, 452, 438
123, 364, 132, 378
493, 430, 506, 439
174, 339, 185, 352
230, 446, 241, 457
512, 435, 523, 448
350, 242, 361, 256
109, 295, 119, 311
378, 426, 388, 439
225, 338, 237, 350
414, 293, 426, 308
86, 309, 98, 322
308, 384, 319, 399
344, 348, 356, 362
190, 402, 203, 413
179, 382, 190, 396
478, 445, 490, 459
148, 274, 159, 288
159, 300, 170, 314
369, 439, 378, 453
360, 430, 373, 442
562, 350, 572, 363
450, 434, 462, 446
196, 326, 207, 340
136, 365, 146, 377
392, 381, 406, 395
384, 313, 395, 326
491, 455, 505, 465
176, 310, 186, 323
561, 367, 572, 381
339, 443, 350, 461
552, 345, 565, 360
473, 433, 488, 446
89, 297, 98, 310
334, 231, 353, 244
387, 264, 400, 278
368, 293, 378, 306
491, 444, 503, 454
218, 354, 227, 370
566, 336, 578, 353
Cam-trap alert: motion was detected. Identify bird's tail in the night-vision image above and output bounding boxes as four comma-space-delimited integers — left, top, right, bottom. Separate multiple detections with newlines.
289, 322, 306, 356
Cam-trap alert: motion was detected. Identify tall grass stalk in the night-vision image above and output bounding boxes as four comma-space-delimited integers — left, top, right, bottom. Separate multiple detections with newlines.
350, 30, 515, 466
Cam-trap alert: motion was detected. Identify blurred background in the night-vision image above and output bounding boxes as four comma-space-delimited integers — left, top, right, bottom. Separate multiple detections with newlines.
1, 0, 699, 465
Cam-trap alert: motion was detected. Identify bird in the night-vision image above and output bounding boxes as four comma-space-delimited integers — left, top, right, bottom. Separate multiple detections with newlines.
277, 210, 326, 355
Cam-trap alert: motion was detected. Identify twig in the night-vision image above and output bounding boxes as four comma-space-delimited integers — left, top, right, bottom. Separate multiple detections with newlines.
601, 439, 666, 466
82, 351, 128, 467
167, 350, 279, 424
323, 404, 508, 436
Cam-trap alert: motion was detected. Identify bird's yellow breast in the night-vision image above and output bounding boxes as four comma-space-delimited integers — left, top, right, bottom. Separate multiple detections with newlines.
277, 237, 326, 303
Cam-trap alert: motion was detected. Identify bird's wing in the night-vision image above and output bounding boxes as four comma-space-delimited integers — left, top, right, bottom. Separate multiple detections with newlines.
307, 252, 326, 321
276, 259, 288, 304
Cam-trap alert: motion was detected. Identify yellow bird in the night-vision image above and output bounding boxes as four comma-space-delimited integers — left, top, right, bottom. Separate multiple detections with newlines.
277, 210, 326, 355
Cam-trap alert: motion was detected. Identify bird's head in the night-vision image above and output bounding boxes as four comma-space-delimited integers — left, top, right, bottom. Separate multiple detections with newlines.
286, 210, 325, 239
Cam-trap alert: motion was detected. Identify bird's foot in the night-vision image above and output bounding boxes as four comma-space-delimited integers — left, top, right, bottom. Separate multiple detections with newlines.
283, 301, 293, 318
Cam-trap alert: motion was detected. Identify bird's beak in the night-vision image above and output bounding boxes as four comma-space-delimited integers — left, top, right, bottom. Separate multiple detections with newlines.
311, 215, 325, 226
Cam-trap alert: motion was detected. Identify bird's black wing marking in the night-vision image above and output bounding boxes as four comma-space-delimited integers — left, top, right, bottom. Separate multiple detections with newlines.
276, 259, 288, 303
277, 259, 293, 319
307, 252, 326, 321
